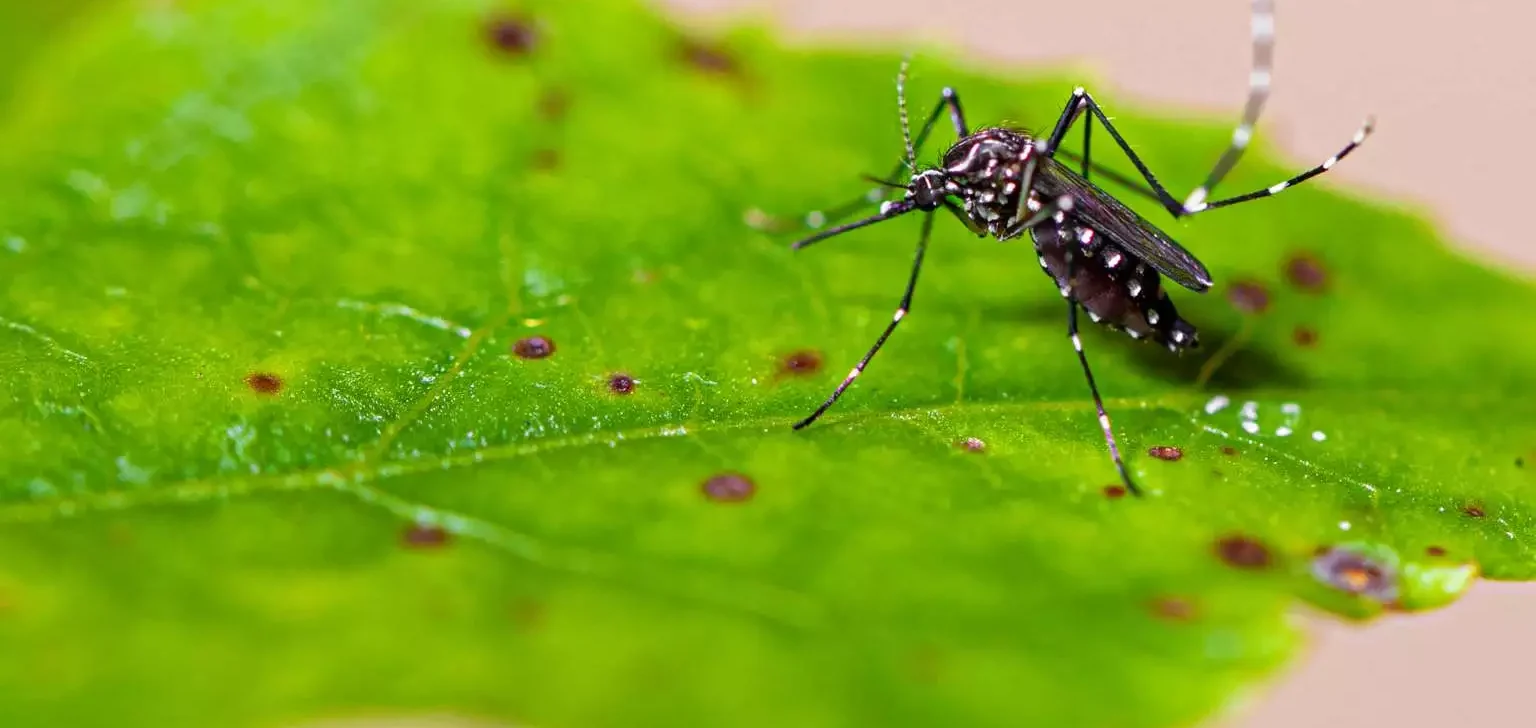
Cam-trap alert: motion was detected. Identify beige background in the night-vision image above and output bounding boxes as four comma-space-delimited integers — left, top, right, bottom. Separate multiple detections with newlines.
657, 1, 1536, 726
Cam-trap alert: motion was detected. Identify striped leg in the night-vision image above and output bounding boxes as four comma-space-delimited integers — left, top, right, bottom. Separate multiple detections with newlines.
792, 211, 935, 430
1063, 254, 1142, 497
1066, 296, 1141, 497
1039, 0, 1372, 219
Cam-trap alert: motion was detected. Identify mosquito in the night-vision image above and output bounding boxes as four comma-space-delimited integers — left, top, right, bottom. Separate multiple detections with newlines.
752, 0, 1373, 496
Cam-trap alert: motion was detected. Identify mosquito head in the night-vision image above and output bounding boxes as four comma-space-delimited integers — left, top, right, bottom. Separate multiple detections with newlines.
907, 169, 948, 210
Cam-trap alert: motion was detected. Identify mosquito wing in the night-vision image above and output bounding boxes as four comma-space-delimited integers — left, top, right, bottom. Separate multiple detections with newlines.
1034, 157, 1214, 292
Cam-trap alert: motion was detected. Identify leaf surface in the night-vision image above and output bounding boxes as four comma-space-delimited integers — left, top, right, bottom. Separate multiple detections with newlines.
1, 1, 1533, 727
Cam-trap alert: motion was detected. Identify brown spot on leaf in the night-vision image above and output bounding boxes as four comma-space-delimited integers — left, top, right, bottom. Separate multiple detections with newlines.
510, 598, 544, 630
536, 88, 569, 120
1293, 326, 1318, 347
529, 148, 560, 171
1426, 545, 1447, 557
702, 472, 755, 503
958, 437, 986, 453
1220, 446, 1239, 457
1103, 484, 1128, 499
512, 335, 555, 359
1462, 503, 1486, 518
485, 13, 538, 56
1148, 445, 1184, 461
1215, 534, 1272, 569
781, 349, 823, 376
402, 523, 450, 549
1312, 546, 1398, 602
678, 36, 739, 75
1284, 252, 1328, 292
1149, 596, 1197, 621
1226, 279, 1271, 314
245, 372, 283, 395
608, 373, 636, 395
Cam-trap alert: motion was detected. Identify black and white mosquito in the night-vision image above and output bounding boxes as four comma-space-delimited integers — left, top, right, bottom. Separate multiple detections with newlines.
753, 0, 1372, 496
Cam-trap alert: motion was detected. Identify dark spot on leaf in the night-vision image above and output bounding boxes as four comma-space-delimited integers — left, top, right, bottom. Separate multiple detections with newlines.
781, 349, 823, 376
512, 335, 555, 359
1312, 546, 1398, 602
1284, 252, 1328, 292
1226, 279, 1270, 314
245, 372, 282, 395
1426, 545, 1447, 557
701, 472, 755, 503
1517, 457, 1525, 468
1220, 446, 1239, 457
485, 13, 538, 56
510, 598, 544, 630
958, 437, 986, 453
1103, 484, 1128, 499
529, 148, 560, 171
1148, 445, 1184, 461
402, 523, 450, 549
536, 88, 569, 120
1293, 326, 1318, 347
1149, 596, 1197, 622
608, 373, 636, 395
1462, 503, 1486, 518
1215, 534, 1272, 569
678, 36, 739, 75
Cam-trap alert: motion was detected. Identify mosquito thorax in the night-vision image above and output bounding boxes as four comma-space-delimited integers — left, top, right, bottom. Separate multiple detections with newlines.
940, 128, 1035, 230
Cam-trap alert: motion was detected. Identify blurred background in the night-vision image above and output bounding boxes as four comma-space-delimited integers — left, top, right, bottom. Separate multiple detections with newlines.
657, 0, 1535, 726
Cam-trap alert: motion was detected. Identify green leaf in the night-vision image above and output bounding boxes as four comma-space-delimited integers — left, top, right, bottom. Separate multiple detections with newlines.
2, 1, 1532, 727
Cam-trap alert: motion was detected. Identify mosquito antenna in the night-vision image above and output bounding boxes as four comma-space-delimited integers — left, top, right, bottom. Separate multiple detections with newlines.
1182, 0, 1275, 213
897, 54, 917, 173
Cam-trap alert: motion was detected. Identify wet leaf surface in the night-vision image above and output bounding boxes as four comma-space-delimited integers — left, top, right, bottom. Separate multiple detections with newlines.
2, 1, 1534, 727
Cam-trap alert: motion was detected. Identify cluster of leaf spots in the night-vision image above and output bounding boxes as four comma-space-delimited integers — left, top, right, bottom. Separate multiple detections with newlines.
1, 1, 1535, 728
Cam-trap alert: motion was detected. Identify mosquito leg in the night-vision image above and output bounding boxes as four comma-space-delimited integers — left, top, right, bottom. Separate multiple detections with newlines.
942, 199, 986, 237
1064, 254, 1142, 497
1188, 118, 1373, 212
1080, 105, 1093, 179
752, 85, 969, 233
1054, 88, 1372, 220
1181, 0, 1276, 211
793, 211, 935, 430
1039, 0, 1370, 219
